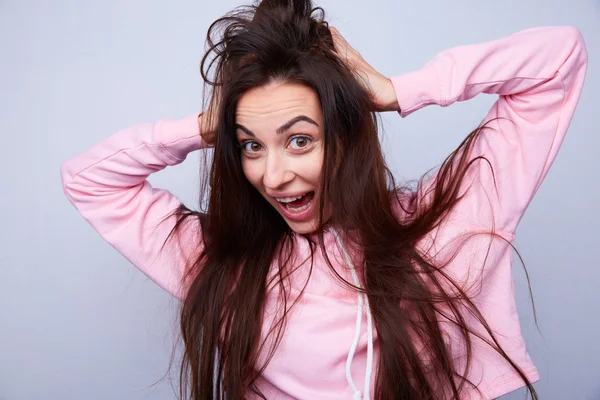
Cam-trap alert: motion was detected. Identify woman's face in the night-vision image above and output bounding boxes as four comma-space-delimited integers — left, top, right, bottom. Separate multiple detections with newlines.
236, 81, 328, 234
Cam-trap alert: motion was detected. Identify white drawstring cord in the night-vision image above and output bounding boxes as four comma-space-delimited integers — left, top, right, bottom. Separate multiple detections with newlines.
345, 261, 364, 399
330, 228, 374, 400
363, 286, 374, 399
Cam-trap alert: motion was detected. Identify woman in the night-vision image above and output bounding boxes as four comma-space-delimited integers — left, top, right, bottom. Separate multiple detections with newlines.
60, 0, 587, 399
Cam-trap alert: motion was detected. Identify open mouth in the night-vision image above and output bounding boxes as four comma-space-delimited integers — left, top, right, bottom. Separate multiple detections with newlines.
275, 191, 315, 213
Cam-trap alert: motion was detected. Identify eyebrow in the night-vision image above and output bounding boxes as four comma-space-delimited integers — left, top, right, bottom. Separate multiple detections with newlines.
235, 115, 319, 137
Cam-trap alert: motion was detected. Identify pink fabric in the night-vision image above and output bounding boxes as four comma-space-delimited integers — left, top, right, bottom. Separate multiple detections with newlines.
61, 26, 587, 399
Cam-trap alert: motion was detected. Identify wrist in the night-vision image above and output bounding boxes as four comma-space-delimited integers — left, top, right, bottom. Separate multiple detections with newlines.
198, 112, 216, 145
379, 78, 400, 112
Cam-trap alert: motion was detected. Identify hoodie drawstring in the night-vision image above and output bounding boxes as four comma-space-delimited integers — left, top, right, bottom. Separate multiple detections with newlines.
330, 228, 374, 400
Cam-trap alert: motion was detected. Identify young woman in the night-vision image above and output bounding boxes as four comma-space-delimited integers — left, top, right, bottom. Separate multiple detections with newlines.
60, 0, 587, 399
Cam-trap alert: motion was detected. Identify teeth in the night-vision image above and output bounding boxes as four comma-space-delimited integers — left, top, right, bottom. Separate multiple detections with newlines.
276, 193, 307, 203
286, 201, 312, 212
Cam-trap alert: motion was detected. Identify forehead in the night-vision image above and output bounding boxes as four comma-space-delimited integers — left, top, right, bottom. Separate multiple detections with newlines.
236, 82, 322, 129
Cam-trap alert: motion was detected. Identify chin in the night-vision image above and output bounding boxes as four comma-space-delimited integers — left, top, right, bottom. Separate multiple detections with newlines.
285, 218, 321, 235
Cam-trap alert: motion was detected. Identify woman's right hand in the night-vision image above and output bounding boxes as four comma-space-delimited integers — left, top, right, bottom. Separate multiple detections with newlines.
198, 112, 216, 146
198, 86, 221, 146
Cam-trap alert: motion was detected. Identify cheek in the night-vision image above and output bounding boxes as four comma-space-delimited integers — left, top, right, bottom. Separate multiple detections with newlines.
294, 148, 324, 184
241, 159, 263, 190
308, 147, 325, 182
306, 161, 323, 183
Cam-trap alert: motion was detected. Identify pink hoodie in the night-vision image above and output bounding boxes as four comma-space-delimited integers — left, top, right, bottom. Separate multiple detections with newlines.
61, 26, 587, 399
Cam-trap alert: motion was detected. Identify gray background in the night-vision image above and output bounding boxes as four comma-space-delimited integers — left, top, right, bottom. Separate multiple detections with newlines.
1, 0, 598, 399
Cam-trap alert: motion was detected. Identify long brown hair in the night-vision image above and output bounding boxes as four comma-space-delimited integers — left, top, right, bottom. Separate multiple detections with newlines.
167, 0, 538, 398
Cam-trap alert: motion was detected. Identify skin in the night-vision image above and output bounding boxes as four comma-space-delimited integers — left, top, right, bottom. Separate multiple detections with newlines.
198, 26, 399, 234
235, 81, 326, 234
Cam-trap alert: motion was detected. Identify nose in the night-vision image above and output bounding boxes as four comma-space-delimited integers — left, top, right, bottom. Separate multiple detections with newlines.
263, 151, 294, 190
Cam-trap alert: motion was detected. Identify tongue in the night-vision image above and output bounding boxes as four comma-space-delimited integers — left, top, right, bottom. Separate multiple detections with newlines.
287, 192, 314, 208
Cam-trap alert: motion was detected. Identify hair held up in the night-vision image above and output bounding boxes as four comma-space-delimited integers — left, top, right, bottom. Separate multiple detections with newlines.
167, 1, 539, 399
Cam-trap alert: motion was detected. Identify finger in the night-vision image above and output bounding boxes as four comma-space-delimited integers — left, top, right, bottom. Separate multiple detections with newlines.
329, 26, 354, 65
329, 26, 344, 43
329, 26, 348, 52
331, 27, 357, 53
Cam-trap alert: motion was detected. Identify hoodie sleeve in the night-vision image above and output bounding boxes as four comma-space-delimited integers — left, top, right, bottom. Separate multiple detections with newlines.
60, 114, 208, 299
390, 26, 587, 235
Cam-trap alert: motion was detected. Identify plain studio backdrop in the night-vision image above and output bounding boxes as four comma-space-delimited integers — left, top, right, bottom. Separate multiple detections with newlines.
0, 0, 598, 399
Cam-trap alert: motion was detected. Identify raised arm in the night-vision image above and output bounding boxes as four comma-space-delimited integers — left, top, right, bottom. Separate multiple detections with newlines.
60, 114, 209, 299
390, 26, 588, 235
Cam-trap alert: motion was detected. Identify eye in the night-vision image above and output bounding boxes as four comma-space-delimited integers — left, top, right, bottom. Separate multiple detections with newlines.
241, 141, 263, 153
289, 136, 311, 150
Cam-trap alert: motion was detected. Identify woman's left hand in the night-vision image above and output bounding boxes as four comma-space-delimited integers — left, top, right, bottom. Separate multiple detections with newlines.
329, 26, 400, 113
